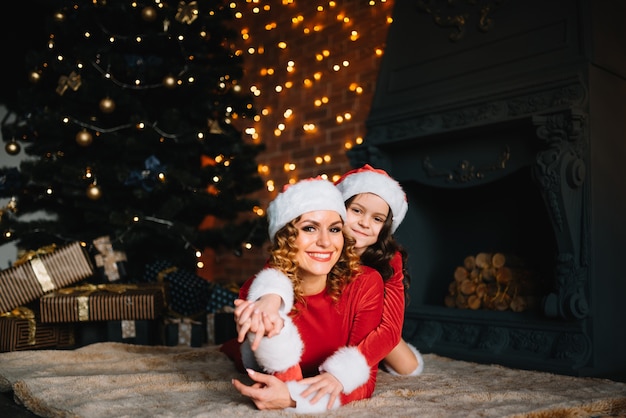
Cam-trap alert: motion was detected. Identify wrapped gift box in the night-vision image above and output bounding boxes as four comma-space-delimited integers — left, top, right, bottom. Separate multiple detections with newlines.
207, 312, 237, 345
0, 242, 95, 313
143, 260, 211, 316
0, 307, 75, 352
108, 320, 160, 345
164, 317, 205, 347
39, 283, 166, 323
206, 283, 238, 313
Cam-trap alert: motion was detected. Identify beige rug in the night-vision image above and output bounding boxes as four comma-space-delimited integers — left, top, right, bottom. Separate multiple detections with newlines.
1, 342, 625, 418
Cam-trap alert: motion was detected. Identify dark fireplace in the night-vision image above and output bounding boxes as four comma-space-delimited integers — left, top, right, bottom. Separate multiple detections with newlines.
350, 0, 626, 378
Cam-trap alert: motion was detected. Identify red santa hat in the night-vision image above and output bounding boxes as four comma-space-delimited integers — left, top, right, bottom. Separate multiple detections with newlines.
334, 164, 408, 233
267, 177, 347, 242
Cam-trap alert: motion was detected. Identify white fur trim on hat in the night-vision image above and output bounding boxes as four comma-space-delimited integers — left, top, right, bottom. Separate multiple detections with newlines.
267, 177, 347, 242
335, 165, 408, 233
384, 343, 425, 376
286, 381, 341, 413
319, 346, 370, 394
249, 316, 303, 373
247, 268, 294, 314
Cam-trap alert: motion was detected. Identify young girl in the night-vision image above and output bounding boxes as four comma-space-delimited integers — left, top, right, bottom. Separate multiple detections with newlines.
334, 164, 423, 376
222, 177, 386, 412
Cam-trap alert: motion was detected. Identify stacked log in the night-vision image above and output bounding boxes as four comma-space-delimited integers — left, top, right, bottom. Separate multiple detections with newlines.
444, 252, 538, 312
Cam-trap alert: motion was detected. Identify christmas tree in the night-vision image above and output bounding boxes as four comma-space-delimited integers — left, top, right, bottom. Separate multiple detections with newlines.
0, 0, 266, 277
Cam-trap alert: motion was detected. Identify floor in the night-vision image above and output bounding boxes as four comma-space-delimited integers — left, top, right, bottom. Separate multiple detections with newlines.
1, 370, 625, 417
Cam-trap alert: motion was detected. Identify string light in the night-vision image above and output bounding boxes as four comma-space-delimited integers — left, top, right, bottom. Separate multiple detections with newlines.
233, 1, 393, 192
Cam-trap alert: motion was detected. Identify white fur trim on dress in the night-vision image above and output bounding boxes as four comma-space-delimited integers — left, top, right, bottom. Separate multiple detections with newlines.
285, 381, 340, 413
249, 316, 303, 373
247, 268, 294, 314
384, 343, 425, 376
319, 346, 370, 394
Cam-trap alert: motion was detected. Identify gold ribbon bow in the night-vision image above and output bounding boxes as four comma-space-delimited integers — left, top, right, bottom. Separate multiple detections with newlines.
57, 283, 139, 296
56, 71, 82, 96
13, 244, 57, 267
175, 1, 198, 24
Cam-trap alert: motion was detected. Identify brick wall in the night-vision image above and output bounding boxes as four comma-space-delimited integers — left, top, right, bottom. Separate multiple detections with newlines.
199, 0, 395, 285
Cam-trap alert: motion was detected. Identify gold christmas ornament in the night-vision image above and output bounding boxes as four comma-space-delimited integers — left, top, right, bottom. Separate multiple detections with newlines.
28, 71, 41, 84
99, 97, 116, 113
141, 6, 157, 22
75, 129, 93, 147
5, 140, 20, 155
86, 183, 102, 200
163, 75, 177, 89
175, 1, 199, 24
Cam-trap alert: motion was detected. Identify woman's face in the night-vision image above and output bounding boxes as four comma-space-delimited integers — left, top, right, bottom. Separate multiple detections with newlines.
344, 193, 390, 255
293, 210, 344, 281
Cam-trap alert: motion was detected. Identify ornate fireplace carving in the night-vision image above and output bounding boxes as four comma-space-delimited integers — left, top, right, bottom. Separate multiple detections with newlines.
350, 0, 626, 378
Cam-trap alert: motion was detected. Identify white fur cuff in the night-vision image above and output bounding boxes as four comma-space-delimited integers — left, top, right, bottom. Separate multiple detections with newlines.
285, 381, 340, 413
247, 268, 294, 314
250, 316, 303, 373
385, 343, 425, 376
320, 346, 370, 394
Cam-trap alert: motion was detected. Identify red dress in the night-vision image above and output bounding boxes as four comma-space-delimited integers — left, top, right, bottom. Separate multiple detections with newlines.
221, 265, 384, 411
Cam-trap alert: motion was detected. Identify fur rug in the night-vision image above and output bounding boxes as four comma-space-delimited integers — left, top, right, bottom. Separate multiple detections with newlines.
1, 342, 625, 418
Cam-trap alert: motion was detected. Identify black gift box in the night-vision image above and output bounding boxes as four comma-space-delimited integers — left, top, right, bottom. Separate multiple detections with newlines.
164, 317, 204, 347
75, 320, 161, 347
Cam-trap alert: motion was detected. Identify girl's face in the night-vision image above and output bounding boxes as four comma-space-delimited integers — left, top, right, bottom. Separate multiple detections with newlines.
293, 210, 344, 282
344, 193, 390, 255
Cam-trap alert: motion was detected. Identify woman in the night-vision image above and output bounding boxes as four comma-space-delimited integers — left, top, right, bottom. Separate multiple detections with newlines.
222, 177, 385, 412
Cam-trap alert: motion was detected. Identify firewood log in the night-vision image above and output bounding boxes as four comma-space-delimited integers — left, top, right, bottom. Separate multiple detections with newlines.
467, 294, 481, 310
463, 255, 476, 271
475, 252, 492, 269
444, 294, 456, 308
459, 279, 477, 295
492, 252, 526, 269
454, 266, 469, 282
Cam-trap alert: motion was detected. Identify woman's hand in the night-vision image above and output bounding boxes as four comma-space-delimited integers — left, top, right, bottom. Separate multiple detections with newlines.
233, 295, 285, 350
299, 371, 343, 410
232, 369, 296, 410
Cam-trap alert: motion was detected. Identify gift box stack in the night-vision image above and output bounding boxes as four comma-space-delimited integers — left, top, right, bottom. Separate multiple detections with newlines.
0, 235, 241, 351
0, 241, 94, 351
0, 237, 167, 350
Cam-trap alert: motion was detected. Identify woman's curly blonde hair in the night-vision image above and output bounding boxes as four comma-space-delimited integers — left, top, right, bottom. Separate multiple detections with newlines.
268, 216, 362, 306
